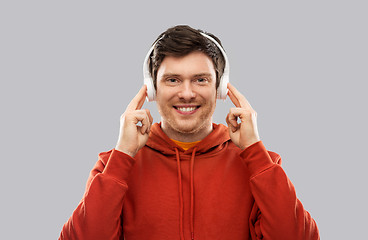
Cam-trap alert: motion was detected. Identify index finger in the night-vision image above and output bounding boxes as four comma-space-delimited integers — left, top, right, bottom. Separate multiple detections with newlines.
126, 85, 147, 111
227, 83, 253, 110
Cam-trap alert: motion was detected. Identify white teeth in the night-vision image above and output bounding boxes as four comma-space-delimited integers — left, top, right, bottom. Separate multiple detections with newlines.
177, 107, 197, 112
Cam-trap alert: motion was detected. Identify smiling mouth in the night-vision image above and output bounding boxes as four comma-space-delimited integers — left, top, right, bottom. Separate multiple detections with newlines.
173, 106, 200, 113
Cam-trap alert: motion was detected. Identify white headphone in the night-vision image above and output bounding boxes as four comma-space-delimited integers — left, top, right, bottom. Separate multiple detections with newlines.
143, 32, 230, 101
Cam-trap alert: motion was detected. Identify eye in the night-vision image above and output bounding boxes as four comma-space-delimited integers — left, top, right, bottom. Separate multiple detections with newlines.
165, 78, 180, 85
195, 78, 209, 85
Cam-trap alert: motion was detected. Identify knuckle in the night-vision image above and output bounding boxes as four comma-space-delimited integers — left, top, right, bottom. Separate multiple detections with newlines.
246, 111, 253, 117
229, 107, 237, 113
120, 113, 127, 120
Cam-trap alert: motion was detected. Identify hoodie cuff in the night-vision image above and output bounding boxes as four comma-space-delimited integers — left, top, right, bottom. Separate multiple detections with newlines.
239, 141, 275, 177
102, 149, 135, 184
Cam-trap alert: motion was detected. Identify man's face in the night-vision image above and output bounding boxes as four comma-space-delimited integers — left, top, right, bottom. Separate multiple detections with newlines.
156, 51, 217, 136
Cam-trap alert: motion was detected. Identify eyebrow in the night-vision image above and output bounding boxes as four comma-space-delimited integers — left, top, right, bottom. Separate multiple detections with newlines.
193, 73, 213, 78
160, 73, 180, 79
160, 73, 213, 79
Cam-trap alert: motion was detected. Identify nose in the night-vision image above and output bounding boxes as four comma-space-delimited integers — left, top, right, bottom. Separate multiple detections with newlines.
177, 81, 196, 100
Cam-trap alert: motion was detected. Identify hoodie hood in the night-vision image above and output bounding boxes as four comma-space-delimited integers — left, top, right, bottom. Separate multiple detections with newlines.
146, 122, 231, 155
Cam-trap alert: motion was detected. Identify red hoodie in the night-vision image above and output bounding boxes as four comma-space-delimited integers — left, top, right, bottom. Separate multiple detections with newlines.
59, 123, 319, 240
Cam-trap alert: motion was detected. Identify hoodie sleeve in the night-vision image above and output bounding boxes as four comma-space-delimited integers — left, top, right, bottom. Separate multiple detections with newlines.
239, 141, 320, 240
59, 149, 135, 240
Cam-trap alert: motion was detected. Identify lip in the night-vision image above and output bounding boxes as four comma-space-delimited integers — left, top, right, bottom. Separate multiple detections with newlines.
173, 105, 200, 115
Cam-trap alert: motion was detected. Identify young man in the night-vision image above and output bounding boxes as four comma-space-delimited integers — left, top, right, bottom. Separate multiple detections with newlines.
59, 25, 320, 240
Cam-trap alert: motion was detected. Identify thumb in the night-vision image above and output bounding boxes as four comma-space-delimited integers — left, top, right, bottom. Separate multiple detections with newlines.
226, 113, 237, 133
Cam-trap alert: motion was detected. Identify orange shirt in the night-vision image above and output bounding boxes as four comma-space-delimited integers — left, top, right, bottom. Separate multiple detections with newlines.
171, 139, 201, 150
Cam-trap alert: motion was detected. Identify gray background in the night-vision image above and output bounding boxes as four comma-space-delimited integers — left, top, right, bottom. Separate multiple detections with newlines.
1, 0, 367, 239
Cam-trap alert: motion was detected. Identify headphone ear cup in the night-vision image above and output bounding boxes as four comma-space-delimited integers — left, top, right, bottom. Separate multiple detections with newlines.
144, 77, 156, 101
217, 75, 229, 100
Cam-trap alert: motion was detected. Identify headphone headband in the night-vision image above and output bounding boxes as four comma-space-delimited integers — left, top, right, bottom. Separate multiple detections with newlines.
143, 32, 229, 101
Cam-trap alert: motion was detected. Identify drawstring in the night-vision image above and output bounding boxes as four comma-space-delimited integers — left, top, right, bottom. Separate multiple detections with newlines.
175, 147, 197, 240
190, 148, 197, 240
175, 148, 185, 240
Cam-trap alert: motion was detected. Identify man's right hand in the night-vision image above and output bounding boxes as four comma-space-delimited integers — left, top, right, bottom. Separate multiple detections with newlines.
115, 85, 153, 157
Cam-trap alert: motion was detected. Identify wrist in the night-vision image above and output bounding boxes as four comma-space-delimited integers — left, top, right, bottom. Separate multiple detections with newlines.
242, 140, 261, 150
115, 145, 136, 158
239, 138, 261, 150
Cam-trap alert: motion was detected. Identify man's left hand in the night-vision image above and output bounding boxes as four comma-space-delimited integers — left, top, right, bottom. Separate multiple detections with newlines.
226, 83, 261, 150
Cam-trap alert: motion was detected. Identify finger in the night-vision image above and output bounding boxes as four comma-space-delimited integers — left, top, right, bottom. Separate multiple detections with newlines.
227, 83, 253, 110
145, 109, 153, 133
140, 116, 149, 134
230, 107, 257, 126
126, 85, 147, 111
136, 89, 147, 110
126, 110, 149, 126
228, 89, 240, 108
226, 113, 237, 132
137, 112, 150, 134
228, 110, 240, 128
145, 109, 153, 124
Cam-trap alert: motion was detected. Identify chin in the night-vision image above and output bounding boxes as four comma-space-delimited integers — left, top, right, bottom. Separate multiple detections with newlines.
171, 118, 210, 134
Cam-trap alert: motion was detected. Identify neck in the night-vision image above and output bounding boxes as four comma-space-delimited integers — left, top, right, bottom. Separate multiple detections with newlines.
161, 120, 213, 142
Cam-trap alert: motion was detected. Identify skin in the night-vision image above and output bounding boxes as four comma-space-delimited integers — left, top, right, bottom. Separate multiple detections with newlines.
115, 52, 260, 157
115, 85, 153, 157
155, 51, 217, 142
226, 83, 261, 150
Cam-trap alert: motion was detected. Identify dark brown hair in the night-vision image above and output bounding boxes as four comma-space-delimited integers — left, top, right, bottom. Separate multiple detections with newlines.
148, 25, 226, 89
